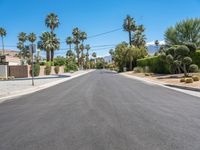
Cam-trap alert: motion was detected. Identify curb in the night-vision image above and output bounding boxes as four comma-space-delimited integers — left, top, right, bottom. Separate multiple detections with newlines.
0, 70, 95, 103
121, 74, 200, 98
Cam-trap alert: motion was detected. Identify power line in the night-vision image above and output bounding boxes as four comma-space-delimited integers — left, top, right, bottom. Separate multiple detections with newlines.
87, 28, 122, 39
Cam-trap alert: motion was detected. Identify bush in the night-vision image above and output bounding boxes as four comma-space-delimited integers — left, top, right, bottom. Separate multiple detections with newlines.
39, 61, 46, 66
185, 78, 193, 83
189, 64, 199, 73
133, 67, 143, 73
144, 66, 150, 73
44, 64, 51, 75
54, 66, 60, 74
190, 50, 200, 68
192, 76, 200, 81
64, 63, 78, 72
180, 78, 185, 82
137, 56, 170, 74
30, 63, 40, 77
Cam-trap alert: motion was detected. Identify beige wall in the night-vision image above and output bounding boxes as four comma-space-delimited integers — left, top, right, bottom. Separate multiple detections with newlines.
28, 65, 65, 77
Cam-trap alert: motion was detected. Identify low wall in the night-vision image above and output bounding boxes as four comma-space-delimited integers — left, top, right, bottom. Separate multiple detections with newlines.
28, 65, 65, 77
0, 65, 8, 78
8, 65, 28, 78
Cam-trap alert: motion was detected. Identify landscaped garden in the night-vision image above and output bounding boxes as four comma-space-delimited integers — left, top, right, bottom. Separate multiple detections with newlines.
108, 16, 200, 89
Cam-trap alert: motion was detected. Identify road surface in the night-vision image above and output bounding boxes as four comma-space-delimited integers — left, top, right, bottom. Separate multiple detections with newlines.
0, 70, 200, 150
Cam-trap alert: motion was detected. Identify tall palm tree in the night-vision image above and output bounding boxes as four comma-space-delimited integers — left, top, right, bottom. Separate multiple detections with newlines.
85, 44, 91, 69
0, 27, 6, 55
123, 15, 136, 45
17, 32, 30, 63
155, 40, 160, 51
66, 36, 73, 51
79, 32, 87, 44
72, 27, 80, 66
45, 13, 59, 61
38, 32, 60, 62
45, 13, 59, 33
79, 44, 85, 68
28, 33, 37, 44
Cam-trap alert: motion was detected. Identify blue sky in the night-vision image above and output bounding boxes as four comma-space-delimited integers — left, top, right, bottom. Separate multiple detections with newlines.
0, 0, 200, 57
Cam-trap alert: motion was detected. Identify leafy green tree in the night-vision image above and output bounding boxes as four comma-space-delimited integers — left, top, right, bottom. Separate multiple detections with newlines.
0, 27, 6, 55
123, 15, 136, 45
132, 30, 146, 48
38, 32, 60, 62
54, 56, 66, 66
45, 13, 60, 61
65, 50, 78, 72
165, 18, 200, 47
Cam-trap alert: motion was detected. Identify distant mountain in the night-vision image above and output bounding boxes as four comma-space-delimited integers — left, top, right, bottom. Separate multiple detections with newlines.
147, 45, 160, 55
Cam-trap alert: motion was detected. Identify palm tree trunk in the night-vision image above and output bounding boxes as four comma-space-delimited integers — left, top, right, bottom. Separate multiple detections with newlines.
129, 59, 133, 71
46, 51, 50, 62
76, 44, 80, 66
51, 49, 54, 62
129, 31, 132, 46
2, 37, 4, 55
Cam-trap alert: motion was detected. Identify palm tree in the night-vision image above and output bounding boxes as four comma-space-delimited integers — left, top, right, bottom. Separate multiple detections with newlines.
28, 33, 37, 44
155, 40, 160, 51
92, 52, 97, 64
38, 32, 60, 62
123, 15, 136, 45
79, 44, 85, 68
72, 27, 80, 66
79, 32, 87, 44
0, 27, 6, 55
132, 30, 146, 48
45, 13, 59, 61
66, 36, 73, 51
85, 44, 90, 69
18, 32, 27, 43
45, 13, 59, 33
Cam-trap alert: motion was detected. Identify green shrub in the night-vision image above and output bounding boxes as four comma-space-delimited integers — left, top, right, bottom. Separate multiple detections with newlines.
144, 66, 150, 73
189, 64, 199, 73
30, 63, 40, 77
145, 73, 151, 76
64, 63, 78, 72
39, 61, 46, 66
185, 78, 193, 83
192, 76, 199, 81
44, 64, 51, 75
54, 66, 60, 74
133, 67, 143, 73
180, 78, 185, 82
190, 50, 200, 67
137, 56, 170, 74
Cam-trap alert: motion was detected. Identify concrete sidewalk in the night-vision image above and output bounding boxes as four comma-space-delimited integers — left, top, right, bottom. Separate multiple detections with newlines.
0, 70, 94, 102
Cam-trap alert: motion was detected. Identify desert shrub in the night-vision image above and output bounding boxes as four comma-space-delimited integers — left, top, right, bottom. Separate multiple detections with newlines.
189, 64, 199, 73
185, 78, 193, 83
44, 64, 51, 75
54, 66, 60, 74
137, 56, 170, 74
30, 63, 40, 77
180, 78, 185, 82
190, 50, 200, 67
133, 67, 143, 73
64, 63, 78, 72
143, 66, 150, 73
39, 61, 46, 66
145, 73, 151, 76
192, 76, 200, 81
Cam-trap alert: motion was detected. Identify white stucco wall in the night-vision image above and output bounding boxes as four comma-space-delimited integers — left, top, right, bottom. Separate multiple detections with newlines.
0, 65, 8, 78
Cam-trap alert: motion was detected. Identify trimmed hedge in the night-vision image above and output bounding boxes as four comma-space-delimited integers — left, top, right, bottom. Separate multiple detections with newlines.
190, 50, 200, 68
137, 56, 170, 74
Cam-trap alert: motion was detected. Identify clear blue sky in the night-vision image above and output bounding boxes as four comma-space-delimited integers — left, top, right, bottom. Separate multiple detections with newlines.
0, 0, 200, 57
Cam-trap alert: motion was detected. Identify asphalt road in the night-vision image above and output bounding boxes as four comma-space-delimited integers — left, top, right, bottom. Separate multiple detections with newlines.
1, 70, 200, 150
